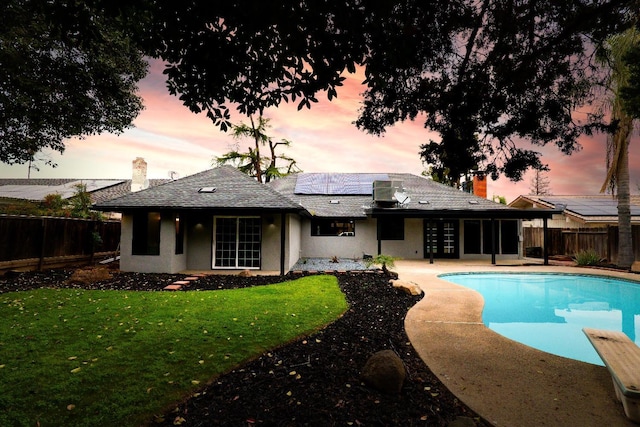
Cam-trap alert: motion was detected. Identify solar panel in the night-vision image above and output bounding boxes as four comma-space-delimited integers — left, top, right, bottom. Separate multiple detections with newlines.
541, 197, 640, 216
0, 180, 125, 201
294, 173, 389, 195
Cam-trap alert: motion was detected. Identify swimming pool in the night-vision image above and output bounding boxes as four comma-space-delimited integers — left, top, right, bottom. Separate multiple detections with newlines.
440, 272, 640, 366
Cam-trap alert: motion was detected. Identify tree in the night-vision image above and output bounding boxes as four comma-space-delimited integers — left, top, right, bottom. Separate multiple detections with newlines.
214, 116, 301, 183
597, 28, 638, 269
356, 1, 630, 182
529, 170, 552, 195
27, 149, 56, 179
146, 1, 630, 184
0, 0, 148, 165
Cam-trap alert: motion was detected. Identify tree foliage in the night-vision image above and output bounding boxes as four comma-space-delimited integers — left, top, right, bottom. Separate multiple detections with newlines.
145, 1, 631, 182
0, 0, 148, 165
621, 44, 640, 117
356, 1, 630, 181
214, 116, 301, 183
596, 28, 638, 269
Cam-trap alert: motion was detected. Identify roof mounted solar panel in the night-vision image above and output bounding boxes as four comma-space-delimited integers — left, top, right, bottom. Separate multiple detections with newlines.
294, 173, 389, 195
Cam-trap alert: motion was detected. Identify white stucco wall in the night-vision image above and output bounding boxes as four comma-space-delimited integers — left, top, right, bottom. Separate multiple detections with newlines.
185, 214, 213, 271
300, 218, 378, 260
379, 218, 424, 259
286, 214, 302, 270
120, 212, 186, 274
261, 215, 282, 272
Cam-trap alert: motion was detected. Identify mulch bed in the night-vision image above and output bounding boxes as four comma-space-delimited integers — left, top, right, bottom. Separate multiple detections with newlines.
0, 268, 491, 426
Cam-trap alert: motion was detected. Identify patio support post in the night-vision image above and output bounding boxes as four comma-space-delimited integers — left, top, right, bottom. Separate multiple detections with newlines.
428, 221, 434, 264
280, 213, 286, 276
491, 218, 496, 265
543, 217, 549, 265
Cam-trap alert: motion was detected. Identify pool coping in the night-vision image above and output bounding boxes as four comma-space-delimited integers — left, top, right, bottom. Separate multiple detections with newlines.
397, 260, 638, 427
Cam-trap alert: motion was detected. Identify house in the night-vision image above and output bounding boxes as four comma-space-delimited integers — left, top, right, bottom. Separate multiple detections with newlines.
94, 166, 555, 274
509, 194, 640, 262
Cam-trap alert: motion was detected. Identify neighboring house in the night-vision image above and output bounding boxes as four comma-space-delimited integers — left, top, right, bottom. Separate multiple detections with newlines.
509, 195, 640, 227
509, 194, 640, 262
95, 166, 554, 274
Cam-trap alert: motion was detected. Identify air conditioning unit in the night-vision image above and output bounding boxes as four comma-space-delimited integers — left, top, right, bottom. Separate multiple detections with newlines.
373, 180, 403, 202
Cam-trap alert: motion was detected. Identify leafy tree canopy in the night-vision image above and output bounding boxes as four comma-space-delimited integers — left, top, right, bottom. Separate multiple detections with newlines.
147, 1, 631, 181
0, 0, 149, 165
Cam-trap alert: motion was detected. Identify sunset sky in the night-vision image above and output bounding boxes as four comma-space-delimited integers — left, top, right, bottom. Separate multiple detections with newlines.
1, 59, 638, 203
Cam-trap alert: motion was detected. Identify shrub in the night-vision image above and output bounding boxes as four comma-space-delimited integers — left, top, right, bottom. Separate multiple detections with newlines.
573, 249, 604, 266
364, 254, 398, 275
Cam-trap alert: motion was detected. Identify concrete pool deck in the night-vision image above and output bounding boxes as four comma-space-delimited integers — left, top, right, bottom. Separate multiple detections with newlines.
396, 260, 639, 427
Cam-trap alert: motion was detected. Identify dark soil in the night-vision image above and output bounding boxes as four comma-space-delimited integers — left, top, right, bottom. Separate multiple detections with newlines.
0, 268, 491, 427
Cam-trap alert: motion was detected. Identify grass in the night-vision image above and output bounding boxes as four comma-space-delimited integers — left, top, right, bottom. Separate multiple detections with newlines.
0, 275, 347, 427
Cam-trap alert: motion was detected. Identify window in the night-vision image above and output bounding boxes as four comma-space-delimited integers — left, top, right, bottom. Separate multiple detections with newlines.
501, 220, 519, 254
377, 217, 404, 240
132, 212, 161, 255
175, 213, 184, 255
464, 219, 519, 255
482, 220, 500, 254
214, 217, 261, 268
310, 218, 355, 236
463, 220, 481, 254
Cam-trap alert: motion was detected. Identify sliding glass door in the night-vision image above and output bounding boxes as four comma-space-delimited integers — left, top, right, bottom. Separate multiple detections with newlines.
213, 217, 261, 268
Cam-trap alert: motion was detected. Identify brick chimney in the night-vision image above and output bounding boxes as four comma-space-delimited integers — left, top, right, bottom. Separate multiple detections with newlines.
473, 173, 487, 199
131, 157, 148, 192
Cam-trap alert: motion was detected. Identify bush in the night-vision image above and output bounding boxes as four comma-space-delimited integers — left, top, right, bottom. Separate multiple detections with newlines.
573, 249, 604, 266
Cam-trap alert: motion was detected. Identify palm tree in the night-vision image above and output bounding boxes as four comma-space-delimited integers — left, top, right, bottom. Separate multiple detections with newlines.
599, 28, 638, 269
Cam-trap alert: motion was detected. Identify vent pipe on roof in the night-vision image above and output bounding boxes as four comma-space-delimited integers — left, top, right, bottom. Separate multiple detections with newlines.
131, 157, 148, 192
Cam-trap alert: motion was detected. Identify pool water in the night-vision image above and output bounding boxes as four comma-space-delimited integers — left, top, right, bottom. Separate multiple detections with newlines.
440, 273, 640, 366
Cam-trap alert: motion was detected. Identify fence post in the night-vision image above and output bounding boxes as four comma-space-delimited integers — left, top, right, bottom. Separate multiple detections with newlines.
38, 218, 47, 271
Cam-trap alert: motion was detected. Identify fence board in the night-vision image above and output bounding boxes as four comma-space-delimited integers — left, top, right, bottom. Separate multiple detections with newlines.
0, 215, 120, 265
523, 225, 639, 264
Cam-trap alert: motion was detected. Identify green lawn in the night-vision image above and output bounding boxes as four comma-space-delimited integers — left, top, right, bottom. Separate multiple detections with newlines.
0, 275, 347, 427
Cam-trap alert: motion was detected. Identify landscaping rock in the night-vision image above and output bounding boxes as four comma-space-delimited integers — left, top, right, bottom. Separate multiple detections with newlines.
238, 269, 253, 277
360, 349, 406, 394
632, 261, 640, 273
389, 278, 422, 296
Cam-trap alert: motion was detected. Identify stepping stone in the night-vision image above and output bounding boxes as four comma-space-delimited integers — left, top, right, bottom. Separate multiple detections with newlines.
184, 276, 200, 281
163, 284, 182, 291
173, 280, 190, 286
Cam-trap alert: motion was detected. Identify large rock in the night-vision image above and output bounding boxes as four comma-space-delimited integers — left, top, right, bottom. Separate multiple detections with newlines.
389, 279, 422, 296
360, 350, 406, 394
631, 261, 640, 273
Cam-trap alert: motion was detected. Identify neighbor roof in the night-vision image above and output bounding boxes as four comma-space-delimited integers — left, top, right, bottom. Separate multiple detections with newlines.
0, 178, 169, 204
94, 165, 303, 212
509, 194, 640, 224
270, 172, 549, 219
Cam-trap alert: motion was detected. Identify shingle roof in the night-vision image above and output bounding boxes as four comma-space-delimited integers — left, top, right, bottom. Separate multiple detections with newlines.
94, 165, 302, 211
269, 172, 515, 218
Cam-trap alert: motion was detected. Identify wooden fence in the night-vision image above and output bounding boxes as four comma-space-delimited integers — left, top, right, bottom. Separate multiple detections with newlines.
523, 226, 640, 264
0, 215, 120, 271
